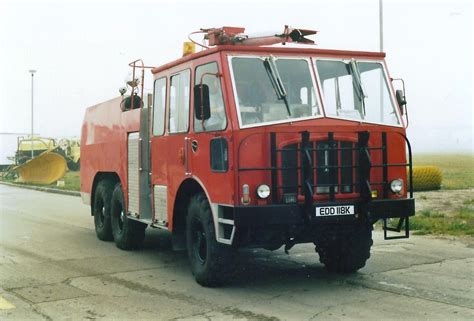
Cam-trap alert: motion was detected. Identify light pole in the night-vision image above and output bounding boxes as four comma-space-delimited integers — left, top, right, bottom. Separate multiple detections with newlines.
379, 0, 384, 122
29, 69, 36, 159
379, 0, 384, 52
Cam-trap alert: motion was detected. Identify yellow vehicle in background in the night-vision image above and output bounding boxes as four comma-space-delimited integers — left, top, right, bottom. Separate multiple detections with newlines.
11, 136, 80, 185
58, 138, 80, 171
15, 136, 80, 170
15, 137, 57, 164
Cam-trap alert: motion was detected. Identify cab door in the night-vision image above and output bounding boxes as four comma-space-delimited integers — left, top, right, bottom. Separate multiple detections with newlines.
191, 61, 232, 202
190, 60, 235, 244
150, 69, 192, 227
166, 69, 193, 186
149, 76, 168, 225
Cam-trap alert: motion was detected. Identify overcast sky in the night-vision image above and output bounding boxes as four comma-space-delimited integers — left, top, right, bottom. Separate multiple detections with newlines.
0, 0, 472, 163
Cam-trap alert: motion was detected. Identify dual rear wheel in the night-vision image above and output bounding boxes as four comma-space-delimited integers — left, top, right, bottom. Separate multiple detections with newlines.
93, 180, 114, 241
93, 181, 146, 250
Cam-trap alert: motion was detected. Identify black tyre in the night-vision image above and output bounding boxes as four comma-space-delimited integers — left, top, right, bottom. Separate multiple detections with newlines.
93, 180, 114, 241
186, 193, 235, 287
110, 183, 146, 250
314, 221, 373, 273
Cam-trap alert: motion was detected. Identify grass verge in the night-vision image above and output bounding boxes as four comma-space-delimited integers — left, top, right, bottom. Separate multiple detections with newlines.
413, 154, 474, 190
1, 170, 80, 191
411, 204, 474, 236
54, 171, 80, 191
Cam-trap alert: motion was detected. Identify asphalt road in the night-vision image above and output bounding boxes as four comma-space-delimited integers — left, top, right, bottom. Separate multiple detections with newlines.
1, 184, 473, 320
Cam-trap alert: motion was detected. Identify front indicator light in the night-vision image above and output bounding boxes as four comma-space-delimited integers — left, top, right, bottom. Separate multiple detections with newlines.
242, 184, 250, 205
371, 190, 378, 198
256, 184, 271, 199
390, 179, 404, 194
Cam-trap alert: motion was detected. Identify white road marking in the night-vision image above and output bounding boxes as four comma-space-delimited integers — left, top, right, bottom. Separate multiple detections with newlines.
378, 281, 414, 291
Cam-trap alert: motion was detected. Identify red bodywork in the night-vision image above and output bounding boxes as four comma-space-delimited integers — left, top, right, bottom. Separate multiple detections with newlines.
81, 98, 140, 204
81, 45, 408, 232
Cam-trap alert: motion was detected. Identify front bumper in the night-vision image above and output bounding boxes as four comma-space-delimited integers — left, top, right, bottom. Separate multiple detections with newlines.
233, 198, 415, 227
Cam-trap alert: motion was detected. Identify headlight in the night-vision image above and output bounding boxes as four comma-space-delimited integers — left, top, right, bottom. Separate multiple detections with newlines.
256, 184, 271, 199
390, 179, 404, 194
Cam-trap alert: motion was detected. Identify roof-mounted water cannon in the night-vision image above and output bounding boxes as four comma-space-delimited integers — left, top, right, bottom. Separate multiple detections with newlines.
188, 25, 317, 49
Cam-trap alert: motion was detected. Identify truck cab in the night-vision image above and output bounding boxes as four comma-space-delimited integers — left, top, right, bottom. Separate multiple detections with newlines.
81, 27, 415, 287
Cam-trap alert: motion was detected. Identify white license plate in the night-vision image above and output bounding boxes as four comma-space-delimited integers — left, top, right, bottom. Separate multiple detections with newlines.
315, 205, 355, 217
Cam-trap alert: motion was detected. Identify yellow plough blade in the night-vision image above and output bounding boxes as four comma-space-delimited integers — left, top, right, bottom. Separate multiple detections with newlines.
14, 151, 67, 185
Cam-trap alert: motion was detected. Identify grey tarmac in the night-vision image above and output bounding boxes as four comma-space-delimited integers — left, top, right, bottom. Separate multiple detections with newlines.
0, 184, 473, 320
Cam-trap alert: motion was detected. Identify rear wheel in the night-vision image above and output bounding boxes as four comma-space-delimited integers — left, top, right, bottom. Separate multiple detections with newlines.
110, 183, 146, 250
314, 221, 373, 273
93, 180, 114, 241
186, 193, 235, 287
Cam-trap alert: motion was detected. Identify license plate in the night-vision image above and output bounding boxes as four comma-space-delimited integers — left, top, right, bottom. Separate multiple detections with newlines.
315, 205, 355, 217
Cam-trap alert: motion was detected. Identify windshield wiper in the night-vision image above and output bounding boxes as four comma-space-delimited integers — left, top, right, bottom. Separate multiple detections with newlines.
349, 59, 367, 117
263, 56, 291, 116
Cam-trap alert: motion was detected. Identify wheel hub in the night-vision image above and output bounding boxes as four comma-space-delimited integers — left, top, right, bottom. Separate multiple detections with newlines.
118, 210, 124, 230
97, 203, 105, 227
193, 222, 207, 265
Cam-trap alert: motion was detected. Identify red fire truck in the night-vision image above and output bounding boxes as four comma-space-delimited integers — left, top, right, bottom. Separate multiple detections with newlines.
80, 26, 415, 287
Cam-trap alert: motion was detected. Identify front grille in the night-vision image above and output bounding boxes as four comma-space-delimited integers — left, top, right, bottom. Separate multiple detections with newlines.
237, 130, 413, 208
281, 140, 359, 197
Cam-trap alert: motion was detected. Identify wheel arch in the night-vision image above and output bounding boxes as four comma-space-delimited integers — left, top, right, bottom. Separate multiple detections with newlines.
171, 177, 211, 250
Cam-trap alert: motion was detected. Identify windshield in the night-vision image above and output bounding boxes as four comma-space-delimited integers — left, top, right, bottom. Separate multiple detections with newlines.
316, 59, 400, 126
231, 57, 320, 127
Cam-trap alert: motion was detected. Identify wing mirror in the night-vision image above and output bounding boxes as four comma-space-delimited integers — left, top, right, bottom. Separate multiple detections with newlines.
194, 84, 211, 120
395, 89, 407, 115
391, 78, 407, 116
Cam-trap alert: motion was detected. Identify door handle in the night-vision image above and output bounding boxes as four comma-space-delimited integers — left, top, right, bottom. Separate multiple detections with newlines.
184, 137, 191, 176
191, 140, 198, 153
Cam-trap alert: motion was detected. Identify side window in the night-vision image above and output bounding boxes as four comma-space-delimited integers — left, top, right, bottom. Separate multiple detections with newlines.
169, 70, 190, 133
152, 77, 166, 136
194, 62, 226, 132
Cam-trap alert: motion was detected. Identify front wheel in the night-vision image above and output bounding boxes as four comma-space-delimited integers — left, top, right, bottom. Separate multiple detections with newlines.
186, 193, 235, 287
110, 183, 146, 250
314, 221, 373, 273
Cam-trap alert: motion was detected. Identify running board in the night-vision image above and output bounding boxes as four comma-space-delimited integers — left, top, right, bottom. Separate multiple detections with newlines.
383, 217, 409, 240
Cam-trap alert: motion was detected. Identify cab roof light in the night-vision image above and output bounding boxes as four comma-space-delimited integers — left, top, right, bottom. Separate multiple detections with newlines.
182, 41, 195, 57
